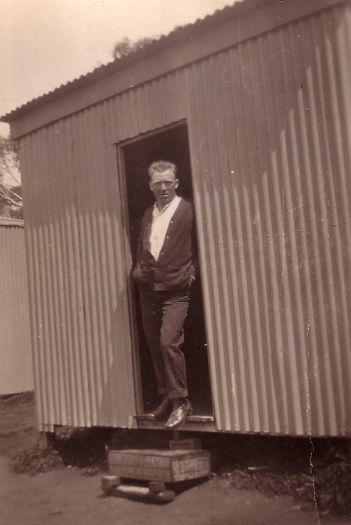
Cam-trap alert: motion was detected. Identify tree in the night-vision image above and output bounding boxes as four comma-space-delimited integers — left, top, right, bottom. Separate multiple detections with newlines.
0, 137, 23, 219
112, 36, 155, 60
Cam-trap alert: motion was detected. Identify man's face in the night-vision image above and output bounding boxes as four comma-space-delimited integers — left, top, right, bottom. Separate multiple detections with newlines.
149, 169, 179, 207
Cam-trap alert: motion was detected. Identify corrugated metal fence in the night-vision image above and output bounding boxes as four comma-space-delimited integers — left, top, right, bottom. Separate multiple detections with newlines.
0, 218, 33, 395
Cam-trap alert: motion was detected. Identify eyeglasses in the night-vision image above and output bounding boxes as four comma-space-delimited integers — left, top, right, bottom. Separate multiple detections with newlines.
151, 180, 177, 189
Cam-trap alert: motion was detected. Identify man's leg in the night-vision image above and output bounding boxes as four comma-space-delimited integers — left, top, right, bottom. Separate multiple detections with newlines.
139, 289, 167, 398
139, 287, 192, 427
160, 289, 190, 400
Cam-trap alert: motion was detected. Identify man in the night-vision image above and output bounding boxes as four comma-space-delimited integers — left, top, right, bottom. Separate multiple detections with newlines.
132, 160, 197, 429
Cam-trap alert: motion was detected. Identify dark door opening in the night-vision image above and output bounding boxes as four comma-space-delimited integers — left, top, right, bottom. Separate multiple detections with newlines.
120, 122, 213, 417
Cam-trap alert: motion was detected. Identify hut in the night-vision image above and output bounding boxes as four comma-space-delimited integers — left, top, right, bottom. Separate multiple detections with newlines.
1, 0, 350, 438
0, 218, 33, 395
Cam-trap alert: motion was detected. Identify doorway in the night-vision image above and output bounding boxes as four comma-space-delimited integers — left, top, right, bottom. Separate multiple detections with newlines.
119, 122, 213, 417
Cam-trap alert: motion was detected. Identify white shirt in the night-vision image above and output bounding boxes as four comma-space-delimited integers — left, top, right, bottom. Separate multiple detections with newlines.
149, 195, 181, 261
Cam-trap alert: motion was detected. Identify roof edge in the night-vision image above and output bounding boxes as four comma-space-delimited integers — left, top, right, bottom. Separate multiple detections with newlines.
1, 0, 347, 129
0, 0, 257, 123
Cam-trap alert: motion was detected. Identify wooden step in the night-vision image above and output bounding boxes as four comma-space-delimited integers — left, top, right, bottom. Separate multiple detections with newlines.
135, 414, 215, 432
108, 448, 211, 483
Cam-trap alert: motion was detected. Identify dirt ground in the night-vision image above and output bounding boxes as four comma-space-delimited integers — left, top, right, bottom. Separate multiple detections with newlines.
0, 393, 350, 525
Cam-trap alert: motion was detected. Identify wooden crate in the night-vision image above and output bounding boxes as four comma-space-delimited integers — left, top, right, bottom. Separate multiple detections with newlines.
108, 449, 210, 483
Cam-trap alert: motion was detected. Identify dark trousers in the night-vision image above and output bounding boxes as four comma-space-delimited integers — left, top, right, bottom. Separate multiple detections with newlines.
139, 287, 190, 400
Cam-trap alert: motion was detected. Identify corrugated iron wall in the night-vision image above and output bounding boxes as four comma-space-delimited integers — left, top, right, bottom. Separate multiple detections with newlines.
21, 119, 138, 430
188, 3, 351, 435
19, 1, 350, 435
0, 220, 33, 395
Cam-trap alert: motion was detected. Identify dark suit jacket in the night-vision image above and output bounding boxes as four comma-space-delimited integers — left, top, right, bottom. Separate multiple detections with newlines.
132, 198, 197, 291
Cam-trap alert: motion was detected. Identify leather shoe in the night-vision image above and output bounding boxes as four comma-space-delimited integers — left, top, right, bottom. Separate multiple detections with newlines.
148, 398, 172, 420
165, 398, 193, 429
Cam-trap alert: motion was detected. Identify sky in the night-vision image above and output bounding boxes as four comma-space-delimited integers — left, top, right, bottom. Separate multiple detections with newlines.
0, 0, 233, 137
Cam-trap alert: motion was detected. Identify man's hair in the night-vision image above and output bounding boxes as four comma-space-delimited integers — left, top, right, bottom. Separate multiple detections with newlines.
148, 160, 177, 178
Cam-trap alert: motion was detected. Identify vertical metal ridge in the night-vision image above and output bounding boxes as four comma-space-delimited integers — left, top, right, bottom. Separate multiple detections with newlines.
223, 46, 263, 432
202, 55, 238, 431
297, 13, 345, 435
304, 14, 343, 434
47, 124, 73, 427
51, 120, 78, 426
321, 7, 351, 431
238, 38, 273, 433
82, 105, 119, 425
334, 7, 351, 418
248, 36, 286, 434
107, 97, 141, 424
73, 109, 103, 426
263, 30, 300, 434
102, 99, 134, 425
283, 23, 317, 434
81, 107, 113, 425
23, 133, 46, 427
284, 24, 327, 434
309, 11, 348, 431
268, 26, 310, 434
233, 44, 275, 433
324, 7, 351, 405
42, 126, 68, 426
184, 62, 223, 428
35, 127, 58, 425
232, 39, 289, 433
238, 39, 280, 433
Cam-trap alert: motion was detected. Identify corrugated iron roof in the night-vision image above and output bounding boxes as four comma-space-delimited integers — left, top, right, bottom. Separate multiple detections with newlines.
0, 0, 261, 122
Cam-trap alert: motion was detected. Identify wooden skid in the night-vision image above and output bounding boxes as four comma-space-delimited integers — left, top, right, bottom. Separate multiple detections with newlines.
113, 485, 175, 503
101, 475, 175, 503
108, 449, 211, 483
